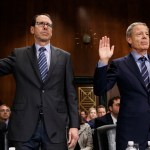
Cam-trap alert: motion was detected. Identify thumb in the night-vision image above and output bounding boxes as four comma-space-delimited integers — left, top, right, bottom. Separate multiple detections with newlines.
68, 133, 72, 144
111, 45, 115, 54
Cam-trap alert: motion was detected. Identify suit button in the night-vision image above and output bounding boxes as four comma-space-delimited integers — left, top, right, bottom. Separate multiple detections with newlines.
42, 90, 45, 93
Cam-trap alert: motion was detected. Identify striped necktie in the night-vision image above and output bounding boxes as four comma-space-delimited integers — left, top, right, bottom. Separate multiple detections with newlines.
38, 47, 48, 82
139, 56, 150, 92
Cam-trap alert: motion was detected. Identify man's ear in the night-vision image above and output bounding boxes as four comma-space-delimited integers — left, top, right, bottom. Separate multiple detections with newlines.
30, 26, 34, 34
127, 37, 132, 45
109, 106, 112, 112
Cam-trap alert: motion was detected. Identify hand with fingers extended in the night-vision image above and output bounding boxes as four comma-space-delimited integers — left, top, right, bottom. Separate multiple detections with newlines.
98, 36, 115, 64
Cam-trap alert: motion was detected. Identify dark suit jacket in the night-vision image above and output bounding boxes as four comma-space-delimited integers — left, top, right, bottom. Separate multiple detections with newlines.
95, 113, 114, 128
93, 113, 113, 150
0, 121, 6, 150
0, 45, 79, 143
94, 53, 150, 150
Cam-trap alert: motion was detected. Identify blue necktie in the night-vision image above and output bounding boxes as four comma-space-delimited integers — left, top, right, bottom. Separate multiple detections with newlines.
38, 47, 48, 82
140, 56, 150, 92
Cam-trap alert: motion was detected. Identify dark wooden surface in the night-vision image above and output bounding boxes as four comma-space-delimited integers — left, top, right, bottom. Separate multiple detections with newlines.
0, 0, 150, 105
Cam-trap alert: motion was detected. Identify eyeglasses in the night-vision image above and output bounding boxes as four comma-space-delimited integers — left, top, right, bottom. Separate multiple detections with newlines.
35, 22, 53, 28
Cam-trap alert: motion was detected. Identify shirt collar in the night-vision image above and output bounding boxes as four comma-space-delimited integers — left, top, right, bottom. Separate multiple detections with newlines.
35, 43, 50, 52
111, 114, 117, 124
131, 50, 149, 62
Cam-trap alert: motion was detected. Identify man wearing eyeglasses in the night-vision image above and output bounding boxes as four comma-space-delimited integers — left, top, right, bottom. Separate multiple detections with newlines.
0, 13, 79, 150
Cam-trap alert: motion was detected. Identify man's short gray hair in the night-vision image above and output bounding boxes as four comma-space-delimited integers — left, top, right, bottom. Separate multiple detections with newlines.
126, 22, 149, 39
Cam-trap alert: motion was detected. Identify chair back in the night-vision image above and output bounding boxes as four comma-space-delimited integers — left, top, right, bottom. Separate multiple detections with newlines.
96, 124, 116, 150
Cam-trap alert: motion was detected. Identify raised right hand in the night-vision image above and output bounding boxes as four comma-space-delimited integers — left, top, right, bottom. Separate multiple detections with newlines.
98, 36, 114, 64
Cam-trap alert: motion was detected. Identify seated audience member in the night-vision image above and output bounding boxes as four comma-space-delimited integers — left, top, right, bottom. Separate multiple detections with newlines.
95, 96, 120, 128
86, 107, 97, 129
0, 104, 11, 150
0, 104, 11, 126
93, 96, 120, 150
80, 110, 87, 120
69, 116, 93, 150
96, 105, 106, 117
0, 120, 7, 150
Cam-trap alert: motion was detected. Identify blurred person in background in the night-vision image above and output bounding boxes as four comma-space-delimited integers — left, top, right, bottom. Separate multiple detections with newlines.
86, 107, 97, 129
95, 96, 120, 128
69, 115, 93, 150
96, 105, 106, 118
80, 110, 87, 120
0, 104, 11, 126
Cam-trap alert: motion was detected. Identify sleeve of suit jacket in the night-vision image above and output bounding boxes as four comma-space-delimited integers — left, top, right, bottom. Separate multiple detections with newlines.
65, 54, 79, 128
93, 61, 118, 96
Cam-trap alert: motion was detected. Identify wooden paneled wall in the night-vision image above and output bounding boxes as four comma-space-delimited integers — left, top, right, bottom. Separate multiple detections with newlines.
0, 0, 150, 105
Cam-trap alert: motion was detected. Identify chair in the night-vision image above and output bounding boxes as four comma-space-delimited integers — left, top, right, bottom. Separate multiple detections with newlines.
96, 124, 116, 150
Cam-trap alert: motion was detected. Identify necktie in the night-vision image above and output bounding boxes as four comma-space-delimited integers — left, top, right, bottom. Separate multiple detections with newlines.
140, 56, 150, 91
38, 47, 48, 82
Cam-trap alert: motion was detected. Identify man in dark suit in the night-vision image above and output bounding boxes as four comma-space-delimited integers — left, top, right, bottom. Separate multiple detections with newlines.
95, 96, 120, 128
0, 104, 11, 126
93, 96, 120, 150
94, 22, 150, 150
0, 121, 6, 150
0, 104, 11, 150
0, 13, 79, 150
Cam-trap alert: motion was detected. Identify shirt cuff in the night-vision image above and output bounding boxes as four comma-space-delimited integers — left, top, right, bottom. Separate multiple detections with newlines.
97, 60, 107, 68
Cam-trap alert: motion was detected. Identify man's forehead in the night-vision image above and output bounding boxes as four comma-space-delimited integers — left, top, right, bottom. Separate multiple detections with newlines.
0, 105, 9, 109
133, 25, 149, 32
98, 108, 105, 110
114, 99, 120, 103
36, 15, 52, 22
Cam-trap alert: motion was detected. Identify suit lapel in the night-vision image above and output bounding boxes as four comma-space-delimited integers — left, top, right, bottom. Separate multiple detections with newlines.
26, 45, 41, 82
44, 45, 60, 83
124, 53, 147, 91
26, 45, 61, 85
107, 113, 114, 124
